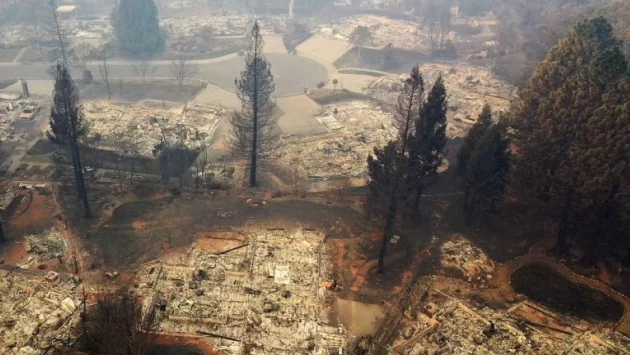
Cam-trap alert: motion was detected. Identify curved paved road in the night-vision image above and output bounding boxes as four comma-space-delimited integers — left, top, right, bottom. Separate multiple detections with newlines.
0, 53, 329, 97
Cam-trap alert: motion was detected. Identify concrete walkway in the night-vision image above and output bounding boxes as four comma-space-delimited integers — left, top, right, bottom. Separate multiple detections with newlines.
12, 46, 29, 63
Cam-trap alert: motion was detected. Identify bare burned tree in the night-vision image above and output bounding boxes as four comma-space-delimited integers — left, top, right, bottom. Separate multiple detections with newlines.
98, 55, 112, 100
74, 43, 94, 83
124, 135, 143, 188
421, 0, 452, 51
81, 289, 158, 355
30, 0, 44, 55
44, 0, 72, 66
175, 125, 188, 190
131, 56, 157, 84
226, 21, 276, 187
112, 130, 144, 190
169, 54, 198, 90
194, 144, 210, 189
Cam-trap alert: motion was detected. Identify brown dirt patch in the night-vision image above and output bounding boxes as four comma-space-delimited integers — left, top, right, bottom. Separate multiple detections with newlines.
196, 231, 246, 253
332, 239, 348, 269
132, 220, 148, 230
153, 334, 219, 355
6, 190, 58, 237
1, 189, 60, 265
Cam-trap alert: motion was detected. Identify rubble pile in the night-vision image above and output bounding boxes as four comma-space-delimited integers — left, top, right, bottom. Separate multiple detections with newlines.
276, 100, 396, 180
391, 277, 630, 355
71, 20, 113, 39
318, 15, 455, 51
0, 270, 80, 354
0, 25, 40, 47
440, 235, 494, 280
137, 229, 346, 354
162, 15, 286, 38
366, 63, 514, 137
23, 228, 67, 265
84, 101, 226, 156
0, 98, 40, 143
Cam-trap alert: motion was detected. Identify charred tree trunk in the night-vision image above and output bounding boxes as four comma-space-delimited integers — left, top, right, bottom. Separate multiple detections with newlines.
553, 196, 572, 256
466, 190, 477, 225
411, 177, 424, 217
250, 43, 259, 188
463, 184, 471, 213
583, 184, 619, 266
378, 191, 398, 274
0, 220, 5, 243
69, 133, 91, 218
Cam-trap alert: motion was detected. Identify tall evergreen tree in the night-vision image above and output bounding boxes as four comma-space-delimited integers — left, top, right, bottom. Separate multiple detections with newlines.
573, 77, 630, 265
114, 0, 164, 56
459, 111, 511, 223
227, 21, 276, 187
408, 75, 448, 216
367, 66, 424, 273
49, 65, 91, 218
511, 18, 629, 257
457, 104, 493, 176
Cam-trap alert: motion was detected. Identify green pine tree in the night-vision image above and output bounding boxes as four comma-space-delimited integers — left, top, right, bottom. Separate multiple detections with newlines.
48, 65, 91, 218
114, 0, 164, 56
459, 110, 510, 224
457, 104, 493, 176
511, 17, 629, 257
408, 75, 448, 216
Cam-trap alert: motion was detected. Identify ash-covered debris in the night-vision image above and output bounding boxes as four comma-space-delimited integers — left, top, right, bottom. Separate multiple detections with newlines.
276, 100, 395, 181
366, 63, 514, 138
440, 234, 494, 280
135, 229, 347, 354
387, 276, 630, 355
83, 101, 226, 157
0, 270, 81, 354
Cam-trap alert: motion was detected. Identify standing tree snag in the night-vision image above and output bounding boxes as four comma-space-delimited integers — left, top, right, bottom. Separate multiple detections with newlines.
99, 54, 112, 100
169, 54, 198, 90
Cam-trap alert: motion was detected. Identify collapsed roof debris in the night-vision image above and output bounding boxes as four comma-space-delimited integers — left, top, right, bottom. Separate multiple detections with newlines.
0, 270, 81, 354
162, 15, 288, 37
366, 63, 514, 137
388, 276, 630, 355
440, 234, 494, 280
83, 101, 226, 156
275, 100, 396, 180
136, 229, 346, 354
319, 15, 457, 51
22, 228, 68, 268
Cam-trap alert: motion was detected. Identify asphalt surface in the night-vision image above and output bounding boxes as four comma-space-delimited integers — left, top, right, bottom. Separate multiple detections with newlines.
0, 53, 329, 97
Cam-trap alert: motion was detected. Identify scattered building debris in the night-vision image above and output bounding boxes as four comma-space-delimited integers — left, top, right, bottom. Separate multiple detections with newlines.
276, 100, 396, 180
440, 234, 494, 280
318, 15, 457, 51
366, 63, 514, 137
388, 276, 630, 355
83, 101, 226, 156
22, 228, 67, 267
0, 269, 81, 354
136, 229, 346, 354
